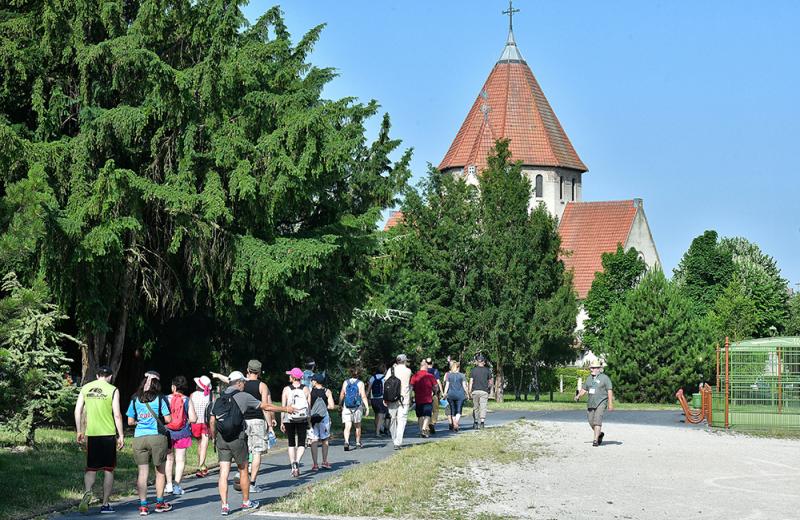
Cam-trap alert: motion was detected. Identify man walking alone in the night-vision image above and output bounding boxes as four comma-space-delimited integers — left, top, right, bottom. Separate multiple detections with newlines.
575, 360, 614, 446
468, 355, 492, 429
74, 365, 124, 514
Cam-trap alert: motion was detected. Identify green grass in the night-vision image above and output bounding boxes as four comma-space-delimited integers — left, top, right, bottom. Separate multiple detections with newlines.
0, 428, 217, 520
271, 420, 538, 520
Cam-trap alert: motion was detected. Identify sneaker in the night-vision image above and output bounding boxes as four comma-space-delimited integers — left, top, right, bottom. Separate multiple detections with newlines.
343, 443, 350, 452
139, 506, 149, 516
393, 444, 401, 450
164, 484, 173, 494
592, 440, 599, 447
249, 483, 264, 493
311, 464, 319, 471
241, 500, 260, 511
78, 491, 92, 513
321, 461, 332, 470
471, 422, 477, 430
154, 502, 173, 513
220, 504, 230, 516
100, 504, 115, 514
598, 432, 605, 446
355, 442, 363, 449
172, 484, 184, 496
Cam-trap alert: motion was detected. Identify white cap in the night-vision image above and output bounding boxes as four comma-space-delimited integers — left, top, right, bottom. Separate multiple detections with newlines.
228, 371, 245, 383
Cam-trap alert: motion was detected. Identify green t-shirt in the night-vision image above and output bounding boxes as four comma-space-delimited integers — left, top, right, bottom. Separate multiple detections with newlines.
583, 373, 612, 409
80, 379, 117, 436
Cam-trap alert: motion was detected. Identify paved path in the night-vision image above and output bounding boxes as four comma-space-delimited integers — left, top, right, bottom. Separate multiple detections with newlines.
56, 409, 694, 519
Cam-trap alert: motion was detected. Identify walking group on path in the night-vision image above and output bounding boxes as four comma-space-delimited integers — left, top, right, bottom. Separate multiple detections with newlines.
73, 354, 614, 516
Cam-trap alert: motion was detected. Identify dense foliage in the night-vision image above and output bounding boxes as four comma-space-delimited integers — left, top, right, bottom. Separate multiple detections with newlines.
604, 270, 714, 402
0, 2, 410, 390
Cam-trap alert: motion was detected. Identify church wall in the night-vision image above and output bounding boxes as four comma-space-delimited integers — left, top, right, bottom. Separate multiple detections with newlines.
522, 167, 582, 220
624, 202, 661, 271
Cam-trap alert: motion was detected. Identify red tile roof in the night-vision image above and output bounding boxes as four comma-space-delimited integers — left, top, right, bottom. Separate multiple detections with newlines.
383, 210, 404, 231
439, 54, 587, 174
559, 200, 638, 299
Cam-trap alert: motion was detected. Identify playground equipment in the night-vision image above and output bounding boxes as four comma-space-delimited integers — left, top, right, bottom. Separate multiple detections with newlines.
711, 336, 800, 430
675, 384, 713, 424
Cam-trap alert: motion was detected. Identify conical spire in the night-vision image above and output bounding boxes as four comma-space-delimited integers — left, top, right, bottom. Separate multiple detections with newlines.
499, 29, 524, 63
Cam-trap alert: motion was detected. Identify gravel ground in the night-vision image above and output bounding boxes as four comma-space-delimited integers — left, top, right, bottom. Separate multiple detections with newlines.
465, 419, 800, 520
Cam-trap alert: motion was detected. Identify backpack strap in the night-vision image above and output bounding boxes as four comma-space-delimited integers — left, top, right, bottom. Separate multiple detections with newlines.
143, 399, 166, 430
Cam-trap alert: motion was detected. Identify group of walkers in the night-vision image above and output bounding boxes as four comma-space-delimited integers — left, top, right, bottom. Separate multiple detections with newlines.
73, 354, 495, 515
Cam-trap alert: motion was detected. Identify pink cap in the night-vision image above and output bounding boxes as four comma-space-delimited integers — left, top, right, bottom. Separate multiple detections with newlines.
286, 367, 304, 379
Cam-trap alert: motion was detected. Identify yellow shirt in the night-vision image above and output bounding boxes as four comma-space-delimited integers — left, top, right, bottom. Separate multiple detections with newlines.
80, 379, 117, 436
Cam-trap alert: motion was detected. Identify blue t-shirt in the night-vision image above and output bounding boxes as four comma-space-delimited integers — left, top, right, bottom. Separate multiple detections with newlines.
126, 396, 170, 438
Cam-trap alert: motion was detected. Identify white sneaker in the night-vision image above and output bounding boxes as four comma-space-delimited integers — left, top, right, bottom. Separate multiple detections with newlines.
249, 483, 263, 493
165, 484, 173, 494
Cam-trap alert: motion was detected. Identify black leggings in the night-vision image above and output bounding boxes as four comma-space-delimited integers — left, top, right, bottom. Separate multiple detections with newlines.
284, 422, 307, 448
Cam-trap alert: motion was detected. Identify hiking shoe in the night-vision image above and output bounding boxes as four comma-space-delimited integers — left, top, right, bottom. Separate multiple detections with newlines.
78, 491, 92, 513
343, 443, 350, 451
241, 500, 260, 511
154, 502, 173, 513
598, 432, 605, 445
139, 506, 149, 516
100, 504, 115, 514
172, 484, 185, 496
321, 461, 332, 470
592, 440, 599, 447
220, 504, 230, 516
311, 464, 319, 471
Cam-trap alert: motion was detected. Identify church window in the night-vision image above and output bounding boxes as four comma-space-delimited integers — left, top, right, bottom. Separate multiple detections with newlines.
559, 176, 564, 200
535, 174, 543, 198
571, 178, 576, 201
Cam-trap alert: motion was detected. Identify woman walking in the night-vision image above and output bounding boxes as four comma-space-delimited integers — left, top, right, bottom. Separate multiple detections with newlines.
281, 367, 310, 477
308, 374, 335, 471
126, 371, 173, 515
165, 376, 197, 496
444, 361, 468, 432
189, 375, 212, 478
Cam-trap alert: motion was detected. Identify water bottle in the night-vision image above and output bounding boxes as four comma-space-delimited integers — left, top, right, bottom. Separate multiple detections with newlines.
267, 430, 277, 449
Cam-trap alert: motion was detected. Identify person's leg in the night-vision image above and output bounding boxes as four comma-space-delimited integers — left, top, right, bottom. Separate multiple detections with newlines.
165, 449, 174, 489
354, 422, 361, 445
154, 463, 167, 501
174, 447, 186, 485
321, 439, 329, 464
343, 419, 352, 446
102, 470, 114, 506
198, 434, 208, 468
388, 404, 399, 445
310, 440, 319, 465
238, 461, 250, 503
250, 451, 261, 484
137, 465, 149, 502
295, 426, 306, 462
84, 470, 97, 494
396, 404, 408, 445
218, 461, 231, 504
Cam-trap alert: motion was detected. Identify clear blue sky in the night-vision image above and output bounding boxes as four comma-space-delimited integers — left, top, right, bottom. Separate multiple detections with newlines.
242, 1, 800, 287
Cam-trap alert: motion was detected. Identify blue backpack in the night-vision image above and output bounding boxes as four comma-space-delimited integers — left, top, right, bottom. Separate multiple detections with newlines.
344, 379, 362, 409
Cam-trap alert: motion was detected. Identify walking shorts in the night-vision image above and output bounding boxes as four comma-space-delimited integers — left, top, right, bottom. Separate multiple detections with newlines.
371, 398, 388, 415
132, 434, 168, 466
245, 418, 268, 454
588, 402, 608, 427
415, 402, 433, 418
283, 421, 308, 448
216, 434, 248, 465
86, 435, 117, 472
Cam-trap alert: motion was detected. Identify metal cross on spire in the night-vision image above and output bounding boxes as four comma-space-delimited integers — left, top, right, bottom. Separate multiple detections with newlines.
503, 0, 520, 33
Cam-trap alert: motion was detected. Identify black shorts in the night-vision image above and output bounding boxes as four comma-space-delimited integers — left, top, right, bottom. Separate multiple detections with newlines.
371, 398, 388, 414
415, 403, 433, 417
87, 435, 117, 472
284, 422, 308, 448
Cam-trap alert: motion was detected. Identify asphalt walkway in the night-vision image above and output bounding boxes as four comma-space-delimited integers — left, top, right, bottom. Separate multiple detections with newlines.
56, 409, 696, 519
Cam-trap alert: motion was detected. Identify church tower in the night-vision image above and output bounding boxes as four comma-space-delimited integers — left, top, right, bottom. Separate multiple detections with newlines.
438, 6, 587, 221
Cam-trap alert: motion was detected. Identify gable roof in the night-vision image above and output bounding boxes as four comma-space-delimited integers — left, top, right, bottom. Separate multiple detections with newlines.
559, 200, 638, 299
439, 30, 587, 174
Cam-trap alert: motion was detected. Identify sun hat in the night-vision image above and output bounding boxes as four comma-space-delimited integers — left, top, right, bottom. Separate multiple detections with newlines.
194, 375, 211, 388
228, 370, 245, 382
247, 359, 262, 373
589, 360, 603, 369
286, 367, 304, 379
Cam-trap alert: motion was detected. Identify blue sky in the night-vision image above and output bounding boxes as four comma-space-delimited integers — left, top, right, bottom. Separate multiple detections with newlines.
241, 1, 800, 287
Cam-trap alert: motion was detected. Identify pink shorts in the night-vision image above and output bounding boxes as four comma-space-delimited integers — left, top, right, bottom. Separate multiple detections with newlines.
191, 423, 209, 438
170, 436, 192, 450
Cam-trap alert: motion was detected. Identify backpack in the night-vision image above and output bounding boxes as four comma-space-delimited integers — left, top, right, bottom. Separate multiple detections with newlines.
383, 367, 402, 404
166, 393, 187, 431
212, 391, 245, 442
344, 379, 362, 409
288, 385, 309, 422
310, 396, 328, 424
371, 374, 384, 398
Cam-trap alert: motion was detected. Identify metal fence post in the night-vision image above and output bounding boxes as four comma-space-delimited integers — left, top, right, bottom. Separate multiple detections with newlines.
724, 336, 730, 429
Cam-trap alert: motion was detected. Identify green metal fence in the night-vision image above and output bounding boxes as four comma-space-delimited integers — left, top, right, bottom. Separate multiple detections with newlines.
711, 337, 800, 430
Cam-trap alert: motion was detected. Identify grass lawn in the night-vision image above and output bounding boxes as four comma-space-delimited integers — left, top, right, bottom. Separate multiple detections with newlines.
0, 428, 217, 520
272, 420, 536, 520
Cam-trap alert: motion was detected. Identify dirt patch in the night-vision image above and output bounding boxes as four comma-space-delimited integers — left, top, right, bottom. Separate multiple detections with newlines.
454, 419, 800, 519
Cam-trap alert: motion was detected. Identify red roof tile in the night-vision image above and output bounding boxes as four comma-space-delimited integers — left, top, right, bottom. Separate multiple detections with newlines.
383, 210, 404, 231
439, 50, 587, 173
559, 201, 638, 299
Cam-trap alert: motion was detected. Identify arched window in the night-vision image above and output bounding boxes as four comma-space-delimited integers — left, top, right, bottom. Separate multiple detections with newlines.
559, 176, 564, 200
571, 178, 576, 201
535, 174, 543, 198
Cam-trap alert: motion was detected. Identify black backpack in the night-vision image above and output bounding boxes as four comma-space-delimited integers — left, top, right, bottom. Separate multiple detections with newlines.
212, 391, 245, 442
383, 367, 402, 404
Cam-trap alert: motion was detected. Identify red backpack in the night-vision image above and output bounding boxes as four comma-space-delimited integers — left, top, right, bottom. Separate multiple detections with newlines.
166, 393, 187, 431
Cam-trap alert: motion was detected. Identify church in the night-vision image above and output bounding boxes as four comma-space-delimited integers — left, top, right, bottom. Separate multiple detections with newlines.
387, 6, 660, 340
